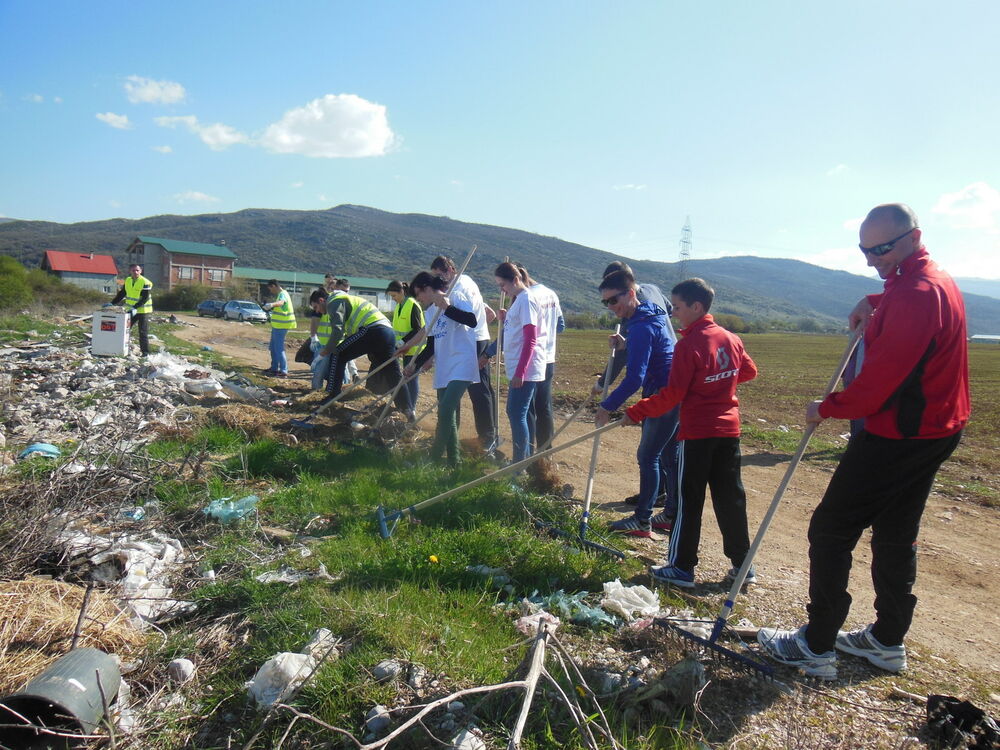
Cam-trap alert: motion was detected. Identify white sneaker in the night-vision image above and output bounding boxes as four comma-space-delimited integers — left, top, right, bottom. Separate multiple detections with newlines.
757, 626, 837, 680
835, 625, 907, 672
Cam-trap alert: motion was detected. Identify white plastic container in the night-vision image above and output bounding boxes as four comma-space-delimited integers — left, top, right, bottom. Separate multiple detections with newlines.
91, 310, 131, 356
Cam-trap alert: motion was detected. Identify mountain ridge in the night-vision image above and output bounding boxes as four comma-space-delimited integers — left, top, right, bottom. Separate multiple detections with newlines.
2, 204, 999, 334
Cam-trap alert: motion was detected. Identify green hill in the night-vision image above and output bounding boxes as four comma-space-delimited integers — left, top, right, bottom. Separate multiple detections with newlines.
3, 204, 999, 333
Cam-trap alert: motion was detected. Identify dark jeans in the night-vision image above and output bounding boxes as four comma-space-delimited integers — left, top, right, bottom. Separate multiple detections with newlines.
401, 354, 419, 408
804, 430, 962, 653
666, 437, 750, 573
529, 362, 555, 450
326, 325, 412, 413
131, 312, 150, 355
465, 339, 497, 450
633, 407, 679, 523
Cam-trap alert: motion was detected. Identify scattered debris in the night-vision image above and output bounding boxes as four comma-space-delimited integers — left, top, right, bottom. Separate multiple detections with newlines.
168, 658, 196, 684
247, 652, 317, 708
203, 494, 260, 524
599, 579, 661, 622
254, 563, 338, 585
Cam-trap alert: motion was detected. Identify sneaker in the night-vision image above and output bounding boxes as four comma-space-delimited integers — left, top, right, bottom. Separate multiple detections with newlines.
273, 371, 288, 378
725, 565, 758, 586
650, 512, 674, 532
608, 516, 652, 538
835, 625, 907, 673
262, 368, 276, 375
757, 626, 838, 680
649, 564, 695, 588
623, 492, 668, 507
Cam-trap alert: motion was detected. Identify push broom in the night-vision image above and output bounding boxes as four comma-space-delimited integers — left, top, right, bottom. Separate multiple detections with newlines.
654, 329, 862, 676
291, 245, 477, 429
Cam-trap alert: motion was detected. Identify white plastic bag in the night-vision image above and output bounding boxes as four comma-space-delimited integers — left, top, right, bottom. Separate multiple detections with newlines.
311, 354, 329, 391
246, 652, 317, 707
600, 579, 660, 621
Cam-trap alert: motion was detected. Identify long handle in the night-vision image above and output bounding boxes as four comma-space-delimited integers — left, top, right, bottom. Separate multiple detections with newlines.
311, 245, 477, 419
711, 329, 862, 639
493, 256, 509, 448
391, 421, 623, 520
580, 325, 621, 524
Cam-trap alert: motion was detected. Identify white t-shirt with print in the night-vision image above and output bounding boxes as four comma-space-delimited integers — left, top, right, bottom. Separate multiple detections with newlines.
451, 273, 490, 342
426, 294, 480, 390
528, 283, 562, 365
503, 290, 546, 382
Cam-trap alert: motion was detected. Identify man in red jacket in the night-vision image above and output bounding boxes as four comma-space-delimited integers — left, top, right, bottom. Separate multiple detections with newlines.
759, 203, 970, 680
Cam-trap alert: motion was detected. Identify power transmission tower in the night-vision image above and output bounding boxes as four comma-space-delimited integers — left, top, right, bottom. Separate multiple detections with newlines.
677, 216, 692, 282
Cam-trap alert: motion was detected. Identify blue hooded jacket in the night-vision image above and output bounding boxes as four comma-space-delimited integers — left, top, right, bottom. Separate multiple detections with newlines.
600, 300, 673, 412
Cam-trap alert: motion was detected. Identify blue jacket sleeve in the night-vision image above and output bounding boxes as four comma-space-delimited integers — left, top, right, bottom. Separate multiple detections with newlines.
601, 320, 652, 412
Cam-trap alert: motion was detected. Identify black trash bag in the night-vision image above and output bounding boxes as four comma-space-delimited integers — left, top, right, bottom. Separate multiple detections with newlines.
927, 694, 1000, 749
294, 339, 314, 365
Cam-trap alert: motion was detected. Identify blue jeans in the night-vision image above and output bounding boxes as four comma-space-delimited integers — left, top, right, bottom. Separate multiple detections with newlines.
506, 381, 539, 462
634, 407, 679, 523
402, 354, 419, 408
269, 327, 288, 373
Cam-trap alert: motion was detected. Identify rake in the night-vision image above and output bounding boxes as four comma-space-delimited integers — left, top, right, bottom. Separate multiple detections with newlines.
291, 245, 477, 429
534, 325, 625, 558
655, 329, 862, 677
375, 420, 623, 539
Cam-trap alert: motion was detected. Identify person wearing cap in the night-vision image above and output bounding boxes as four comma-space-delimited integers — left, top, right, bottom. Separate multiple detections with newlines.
110, 263, 153, 356
261, 280, 296, 377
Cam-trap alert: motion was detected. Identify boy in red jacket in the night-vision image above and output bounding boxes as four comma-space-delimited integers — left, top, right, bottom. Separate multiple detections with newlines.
623, 278, 758, 588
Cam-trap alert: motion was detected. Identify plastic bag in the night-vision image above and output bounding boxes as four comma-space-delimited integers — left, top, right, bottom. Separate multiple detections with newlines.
600, 579, 660, 621
203, 495, 260, 523
515, 611, 561, 635
311, 354, 329, 391
246, 652, 317, 707
524, 590, 619, 629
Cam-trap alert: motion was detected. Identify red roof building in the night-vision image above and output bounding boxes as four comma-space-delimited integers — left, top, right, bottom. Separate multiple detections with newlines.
41, 250, 120, 294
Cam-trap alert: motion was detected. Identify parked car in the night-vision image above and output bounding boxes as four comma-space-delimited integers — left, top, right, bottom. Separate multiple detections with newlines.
223, 300, 269, 323
196, 299, 226, 318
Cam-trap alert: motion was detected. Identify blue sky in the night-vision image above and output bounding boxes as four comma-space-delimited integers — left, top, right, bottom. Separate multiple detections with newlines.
2, 0, 999, 279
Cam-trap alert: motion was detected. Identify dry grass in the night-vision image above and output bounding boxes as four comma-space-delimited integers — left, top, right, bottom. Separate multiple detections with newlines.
206, 404, 277, 440
0, 577, 147, 695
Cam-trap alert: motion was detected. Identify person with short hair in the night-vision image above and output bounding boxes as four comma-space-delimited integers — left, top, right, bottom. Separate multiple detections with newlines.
758, 203, 970, 680
594, 270, 675, 538
387, 280, 425, 409
406, 271, 480, 465
309, 287, 412, 416
262, 279, 296, 377
110, 263, 153, 356
623, 277, 757, 589
430, 255, 498, 454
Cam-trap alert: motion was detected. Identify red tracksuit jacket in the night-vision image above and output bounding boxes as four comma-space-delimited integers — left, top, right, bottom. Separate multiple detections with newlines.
820, 247, 970, 439
626, 314, 757, 440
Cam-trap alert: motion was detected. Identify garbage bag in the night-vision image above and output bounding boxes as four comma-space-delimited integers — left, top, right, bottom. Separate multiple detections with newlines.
927, 694, 1000, 748
246, 652, 317, 708
203, 495, 260, 523
600, 579, 661, 621
294, 338, 314, 365
311, 354, 329, 391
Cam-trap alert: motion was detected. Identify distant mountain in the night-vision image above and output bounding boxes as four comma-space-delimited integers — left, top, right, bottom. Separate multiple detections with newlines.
3, 204, 1000, 334
955, 277, 1000, 302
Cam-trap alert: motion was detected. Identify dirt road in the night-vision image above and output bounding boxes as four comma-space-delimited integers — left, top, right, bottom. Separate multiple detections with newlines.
172, 314, 999, 676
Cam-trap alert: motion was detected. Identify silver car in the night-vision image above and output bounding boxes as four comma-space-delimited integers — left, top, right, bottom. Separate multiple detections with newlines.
223, 300, 269, 323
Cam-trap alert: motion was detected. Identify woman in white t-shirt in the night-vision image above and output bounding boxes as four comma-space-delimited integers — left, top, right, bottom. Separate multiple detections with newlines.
494, 262, 548, 462
405, 271, 480, 465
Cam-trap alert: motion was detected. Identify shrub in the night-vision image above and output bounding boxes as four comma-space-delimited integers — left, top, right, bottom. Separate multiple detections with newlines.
0, 256, 33, 310
157, 283, 214, 311
713, 313, 750, 333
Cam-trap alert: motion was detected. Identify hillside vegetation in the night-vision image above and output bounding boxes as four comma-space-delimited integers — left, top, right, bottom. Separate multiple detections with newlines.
3, 205, 1000, 333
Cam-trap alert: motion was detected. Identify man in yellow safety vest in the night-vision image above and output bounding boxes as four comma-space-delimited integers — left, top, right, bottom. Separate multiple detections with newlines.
262, 279, 297, 377
309, 288, 413, 417
110, 263, 153, 356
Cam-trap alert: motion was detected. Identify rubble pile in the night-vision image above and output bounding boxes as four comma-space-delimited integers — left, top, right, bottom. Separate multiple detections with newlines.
0, 342, 260, 451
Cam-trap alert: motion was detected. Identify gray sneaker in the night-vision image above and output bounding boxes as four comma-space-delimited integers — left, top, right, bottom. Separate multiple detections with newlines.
835, 625, 907, 672
757, 626, 838, 680
725, 565, 758, 586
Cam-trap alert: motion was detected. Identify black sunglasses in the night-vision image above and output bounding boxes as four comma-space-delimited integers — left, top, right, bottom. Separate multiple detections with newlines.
860, 228, 915, 257
601, 292, 624, 307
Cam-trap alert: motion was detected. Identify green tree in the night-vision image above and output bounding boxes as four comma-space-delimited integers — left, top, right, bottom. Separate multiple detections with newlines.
0, 256, 33, 310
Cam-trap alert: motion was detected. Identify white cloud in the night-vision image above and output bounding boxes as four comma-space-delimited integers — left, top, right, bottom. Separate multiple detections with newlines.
155, 115, 247, 150
450, 179, 463, 187
125, 75, 186, 105
826, 164, 848, 177
174, 190, 220, 204
259, 94, 395, 158
317, 194, 329, 203
96, 112, 132, 130
290, 181, 304, 188
842, 217, 863, 232
152, 145, 172, 153
802, 246, 873, 278
109, 199, 122, 208
932, 181, 1000, 231
612, 184, 647, 191
25, 93, 44, 103
53, 96, 63, 104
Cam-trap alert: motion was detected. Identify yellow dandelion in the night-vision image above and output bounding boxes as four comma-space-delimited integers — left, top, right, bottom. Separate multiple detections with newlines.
428, 555, 439, 564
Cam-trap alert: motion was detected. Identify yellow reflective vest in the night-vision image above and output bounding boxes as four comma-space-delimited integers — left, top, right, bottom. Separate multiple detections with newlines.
317, 292, 388, 348
391, 296, 425, 355
124, 275, 153, 314
269, 289, 297, 330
